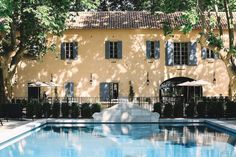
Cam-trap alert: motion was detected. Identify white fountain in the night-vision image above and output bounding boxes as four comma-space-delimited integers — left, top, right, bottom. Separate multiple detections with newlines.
93, 100, 160, 123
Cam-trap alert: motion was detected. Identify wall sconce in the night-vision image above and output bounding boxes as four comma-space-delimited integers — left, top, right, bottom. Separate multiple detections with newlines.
213, 72, 216, 85
146, 72, 150, 86
90, 73, 93, 84
50, 73, 53, 82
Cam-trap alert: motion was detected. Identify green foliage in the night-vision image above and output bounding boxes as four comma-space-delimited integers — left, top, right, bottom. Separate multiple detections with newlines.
162, 21, 173, 36
225, 101, 236, 117
26, 100, 42, 118
185, 100, 195, 118
173, 103, 183, 118
163, 103, 173, 118
42, 102, 51, 118
91, 103, 101, 115
128, 81, 135, 102
180, 10, 199, 34
71, 103, 80, 118
0, 0, 70, 57
61, 102, 70, 118
196, 101, 206, 117
207, 33, 224, 49
153, 102, 162, 116
81, 103, 92, 118
52, 102, 60, 118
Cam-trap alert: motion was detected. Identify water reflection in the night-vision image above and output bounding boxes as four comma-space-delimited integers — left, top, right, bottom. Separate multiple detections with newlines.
0, 124, 236, 157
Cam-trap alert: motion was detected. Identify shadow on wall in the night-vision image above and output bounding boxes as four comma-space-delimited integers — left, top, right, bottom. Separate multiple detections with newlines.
14, 27, 229, 98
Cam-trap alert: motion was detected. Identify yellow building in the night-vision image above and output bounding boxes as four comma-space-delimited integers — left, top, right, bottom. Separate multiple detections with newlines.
13, 12, 232, 103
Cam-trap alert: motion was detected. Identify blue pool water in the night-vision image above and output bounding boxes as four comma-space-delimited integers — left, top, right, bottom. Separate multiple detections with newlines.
0, 123, 236, 157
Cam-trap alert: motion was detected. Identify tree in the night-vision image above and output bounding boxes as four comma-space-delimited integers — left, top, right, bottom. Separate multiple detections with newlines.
150, 0, 236, 98
0, 0, 71, 101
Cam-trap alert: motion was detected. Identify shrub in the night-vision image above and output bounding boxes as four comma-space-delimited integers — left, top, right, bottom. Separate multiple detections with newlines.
91, 103, 101, 115
163, 103, 173, 118
6, 103, 23, 118
61, 102, 70, 118
185, 101, 195, 118
43, 102, 51, 118
81, 103, 92, 118
215, 101, 224, 118
71, 103, 80, 118
225, 101, 236, 117
52, 102, 60, 118
35, 101, 43, 118
196, 101, 206, 117
153, 102, 162, 116
26, 101, 35, 118
173, 102, 183, 118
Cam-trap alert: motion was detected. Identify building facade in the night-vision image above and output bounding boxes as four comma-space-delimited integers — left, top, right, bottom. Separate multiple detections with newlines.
12, 12, 232, 102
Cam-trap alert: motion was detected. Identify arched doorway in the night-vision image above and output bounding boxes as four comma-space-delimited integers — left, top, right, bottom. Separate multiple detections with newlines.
160, 77, 203, 104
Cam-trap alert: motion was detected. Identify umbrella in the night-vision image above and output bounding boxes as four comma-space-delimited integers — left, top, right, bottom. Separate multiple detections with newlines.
46, 82, 62, 87
177, 81, 194, 86
191, 80, 212, 86
28, 81, 50, 87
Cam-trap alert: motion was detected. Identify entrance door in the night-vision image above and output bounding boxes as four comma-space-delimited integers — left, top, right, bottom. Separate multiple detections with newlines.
100, 82, 119, 101
28, 85, 41, 100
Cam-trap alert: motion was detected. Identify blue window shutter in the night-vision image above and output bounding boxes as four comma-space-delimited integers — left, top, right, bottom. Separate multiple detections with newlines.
105, 41, 110, 59
73, 42, 78, 60
214, 52, 219, 59
189, 42, 197, 66
117, 41, 122, 59
100, 83, 110, 101
201, 47, 207, 59
61, 43, 65, 60
154, 41, 160, 59
165, 41, 174, 66
65, 82, 74, 97
70, 82, 74, 97
146, 41, 151, 59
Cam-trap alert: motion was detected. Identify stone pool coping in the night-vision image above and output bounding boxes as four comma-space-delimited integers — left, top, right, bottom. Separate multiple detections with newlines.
1, 118, 236, 146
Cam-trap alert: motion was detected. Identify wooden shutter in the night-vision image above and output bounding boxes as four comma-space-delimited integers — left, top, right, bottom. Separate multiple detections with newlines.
61, 43, 66, 60
165, 41, 174, 66
146, 41, 151, 59
100, 82, 110, 101
188, 42, 197, 66
201, 47, 207, 59
105, 41, 110, 59
73, 42, 78, 60
154, 41, 160, 59
117, 41, 122, 59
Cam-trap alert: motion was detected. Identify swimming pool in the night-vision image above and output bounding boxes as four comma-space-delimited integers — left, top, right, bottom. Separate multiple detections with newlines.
0, 123, 236, 157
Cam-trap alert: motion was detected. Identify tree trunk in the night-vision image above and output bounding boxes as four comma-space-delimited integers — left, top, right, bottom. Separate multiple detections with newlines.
214, 4, 223, 36
224, 0, 235, 50
221, 56, 236, 99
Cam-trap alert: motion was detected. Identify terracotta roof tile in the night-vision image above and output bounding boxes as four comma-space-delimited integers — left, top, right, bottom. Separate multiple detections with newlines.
67, 11, 236, 30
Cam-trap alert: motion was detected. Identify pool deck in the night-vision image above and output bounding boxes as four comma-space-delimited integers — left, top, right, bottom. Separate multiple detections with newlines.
1, 118, 236, 145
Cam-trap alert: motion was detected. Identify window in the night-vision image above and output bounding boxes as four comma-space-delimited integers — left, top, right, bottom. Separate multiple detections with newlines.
100, 82, 119, 101
65, 43, 74, 59
173, 42, 189, 65
65, 82, 74, 97
150, 41, 155, 58
146, 41, 160, 59
61, 42, 78, 60
105, 41, 122, 59
202, 47, 218, 59
110, 42, 118, 58
206, 49, 215, 59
